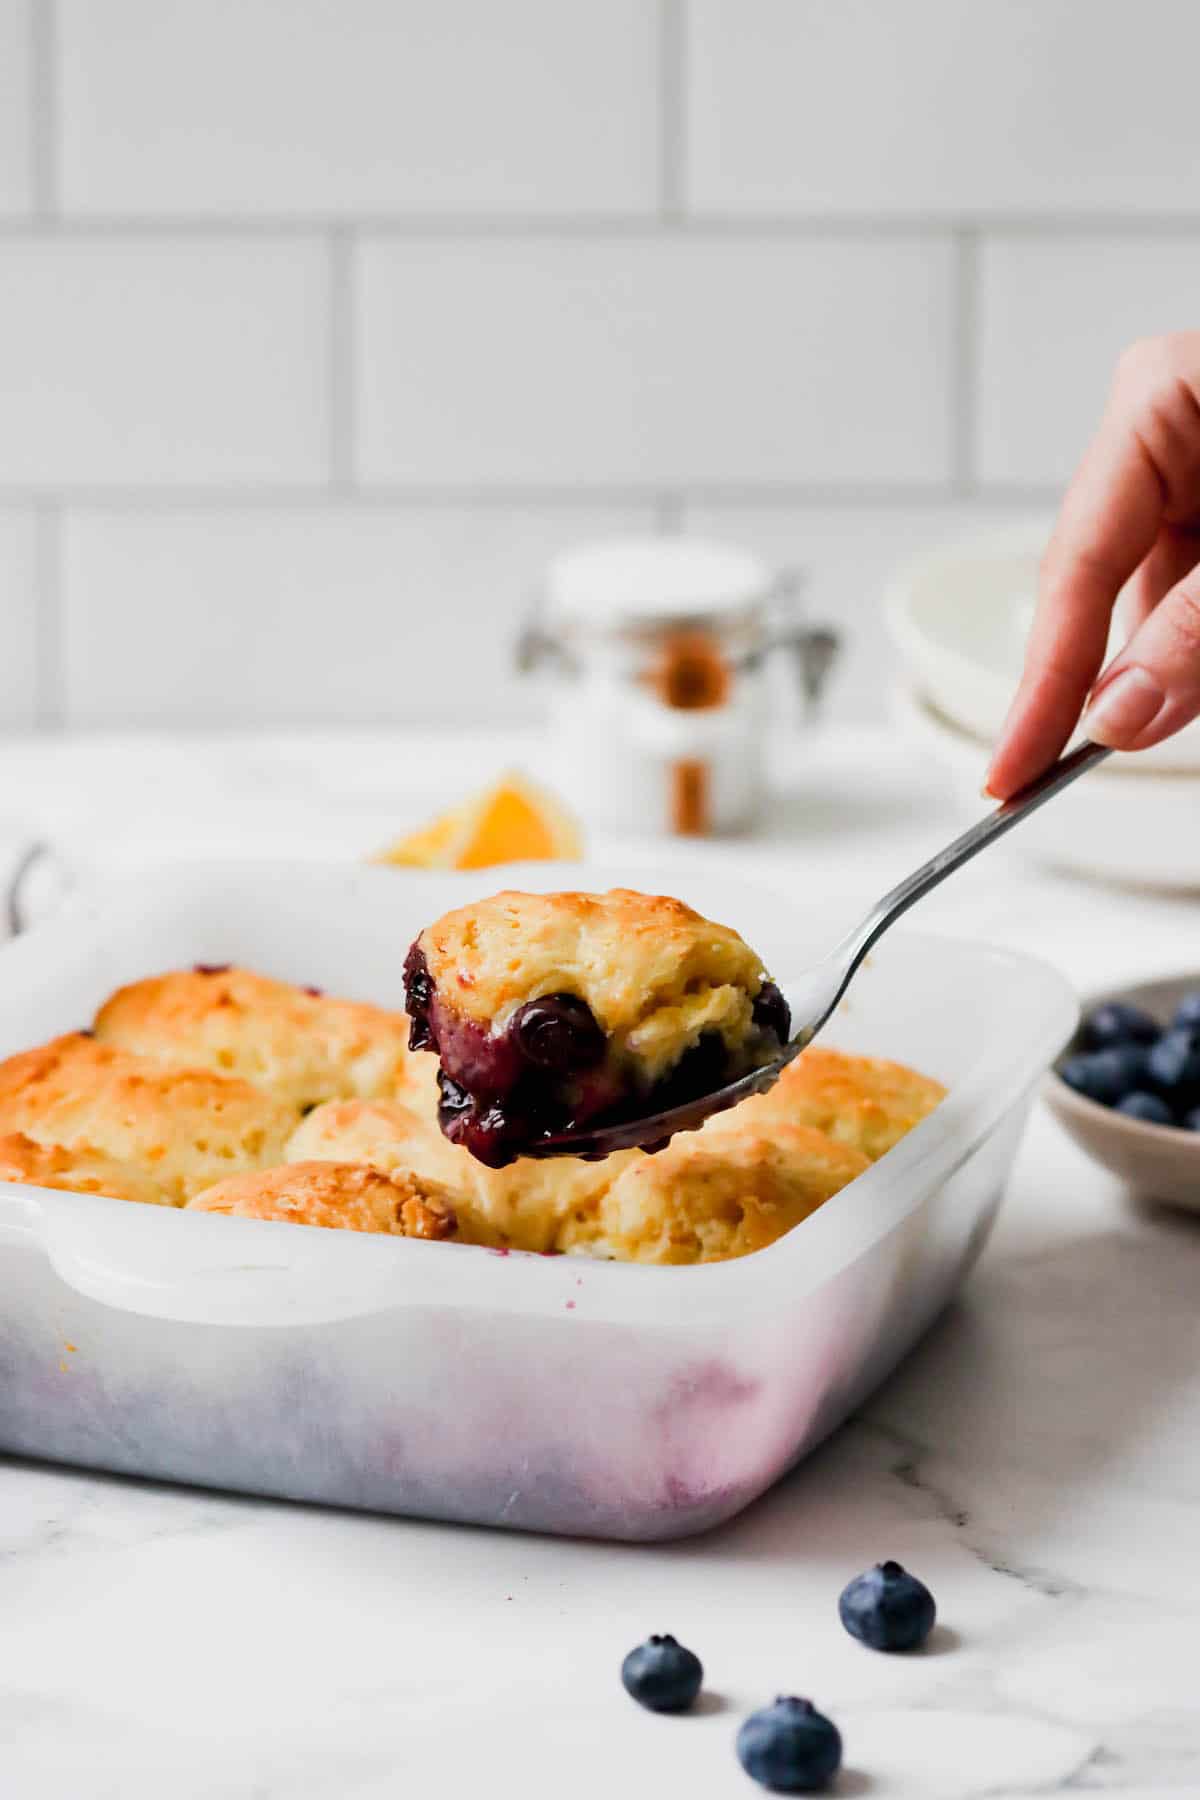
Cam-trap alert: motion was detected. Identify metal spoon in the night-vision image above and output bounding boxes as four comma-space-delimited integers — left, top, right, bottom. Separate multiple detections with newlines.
533, 740, 1111, 1158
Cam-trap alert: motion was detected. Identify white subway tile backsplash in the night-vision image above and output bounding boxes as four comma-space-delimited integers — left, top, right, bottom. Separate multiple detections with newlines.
977, 236, 1200, 487
685, 0, 1200, 218
0, 509, 36, 731
0, 239, 329, 487
682, 501, 1045, 719
60, 505, 653, 727
58, 0, 658, 218
355, 237, 955, 488
0, 0, 32, 215
0, 2, 1185, 733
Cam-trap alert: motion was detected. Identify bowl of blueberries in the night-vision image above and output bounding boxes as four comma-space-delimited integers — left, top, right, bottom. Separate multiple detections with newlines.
1047, 977, 1200, 1210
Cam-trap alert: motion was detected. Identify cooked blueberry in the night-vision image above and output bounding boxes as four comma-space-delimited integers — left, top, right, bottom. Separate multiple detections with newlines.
838, 1559, 936, 1652
436, 1072, 525, 1169
620, 1634, 703, 1713
403, 943, 435, 1051
736, 1697, 842, 1793
1059, 1046, 1147, 1106
1080, 1000, 1160, 1050
1146, 1026, 1200, 1099
1172, 991, 1200, 1032
193, 962, 231, 977
436, 1070, 472, 1120
752, 979, 792, 1044
1115, 1091, 1174, 1126
511, 994, 605, 1074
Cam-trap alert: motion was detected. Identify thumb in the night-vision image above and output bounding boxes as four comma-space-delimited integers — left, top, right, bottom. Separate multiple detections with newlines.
1082, 569, 1200, 751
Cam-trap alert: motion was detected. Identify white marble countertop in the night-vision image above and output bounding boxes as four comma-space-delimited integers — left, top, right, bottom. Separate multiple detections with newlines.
1, 726, 1198, 1799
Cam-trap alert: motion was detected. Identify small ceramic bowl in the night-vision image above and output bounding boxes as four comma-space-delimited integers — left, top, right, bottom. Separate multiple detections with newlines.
885, 521, 1200, 773
892, 681, 1200, 891
1045, 974, 1200, 1211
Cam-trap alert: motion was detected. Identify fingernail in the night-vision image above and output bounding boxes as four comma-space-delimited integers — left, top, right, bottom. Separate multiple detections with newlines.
1083, 666, 1165, 746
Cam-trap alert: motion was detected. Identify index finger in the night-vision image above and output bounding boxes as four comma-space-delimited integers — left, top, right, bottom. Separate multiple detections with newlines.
984, 411, 1164, 798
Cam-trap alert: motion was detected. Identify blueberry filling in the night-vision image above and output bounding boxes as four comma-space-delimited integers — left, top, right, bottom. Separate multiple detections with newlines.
403, 937, 792, 1169
403, 943, 436, 1051
193, 962, 231, 977
752, 979, 791, 1043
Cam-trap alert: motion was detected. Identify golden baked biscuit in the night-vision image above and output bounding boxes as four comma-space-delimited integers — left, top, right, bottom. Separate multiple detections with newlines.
287, 1094, 627, 1251
557, 1120, 869, 1265
0, 1033, 300, 1205
288, 1095, 468, 1191
404, 887, 791, 1167
94, 966, 414, 1110
705, 1046, 946, 1162
0, 1131, 173, 1207
188, 1160, 464, 1240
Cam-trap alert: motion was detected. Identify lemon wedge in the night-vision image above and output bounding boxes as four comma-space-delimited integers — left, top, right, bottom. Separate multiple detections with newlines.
374, 773, 583, 871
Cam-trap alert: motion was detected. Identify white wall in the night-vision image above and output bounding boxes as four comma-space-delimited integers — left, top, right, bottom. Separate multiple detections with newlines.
1, 0, 1198, 732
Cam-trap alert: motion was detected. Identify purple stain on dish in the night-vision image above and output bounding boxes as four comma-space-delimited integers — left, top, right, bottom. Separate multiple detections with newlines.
565, 1301, 576, 1311
193, 963, 231, 977
666, 1359, 761, 1411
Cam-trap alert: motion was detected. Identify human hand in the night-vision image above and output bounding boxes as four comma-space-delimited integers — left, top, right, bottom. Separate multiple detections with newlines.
986, 331, 1200, 798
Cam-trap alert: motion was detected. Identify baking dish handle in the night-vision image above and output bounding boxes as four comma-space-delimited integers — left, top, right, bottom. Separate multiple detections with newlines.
37, 1197, 411, 1328
0, 1188, 45, 1247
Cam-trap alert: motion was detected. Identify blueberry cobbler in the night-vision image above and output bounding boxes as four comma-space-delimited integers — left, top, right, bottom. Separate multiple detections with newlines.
0, 946, 943, 1263
403, 888, 793, 1168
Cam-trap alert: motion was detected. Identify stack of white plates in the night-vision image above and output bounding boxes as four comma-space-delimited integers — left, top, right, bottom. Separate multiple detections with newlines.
885, 523, 1200, 890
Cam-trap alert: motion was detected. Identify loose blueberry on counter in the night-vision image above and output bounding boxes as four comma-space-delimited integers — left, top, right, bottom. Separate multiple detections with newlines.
1171, 991, 1200, 1032
838, 1559, 936, 1652
736, 1697, 842, 1793
620, 1634, 703, 1713
1059, 1046, 1148, 1108
1115, 1091, 1175, 1126
1081, 1000, 1160, 1051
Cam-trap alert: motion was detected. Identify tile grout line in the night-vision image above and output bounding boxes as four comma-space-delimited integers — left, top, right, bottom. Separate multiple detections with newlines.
0, 482, 1063, 511
30, 0, 58, 216
952, 227, 979, 497
327, 227, 355, 490
657, 0, 684, 225
32, 502, 64, 730
0, 213, 1197, 240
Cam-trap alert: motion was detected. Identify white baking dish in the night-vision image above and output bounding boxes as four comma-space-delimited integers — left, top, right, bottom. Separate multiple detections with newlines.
0, 861, 1075, 1540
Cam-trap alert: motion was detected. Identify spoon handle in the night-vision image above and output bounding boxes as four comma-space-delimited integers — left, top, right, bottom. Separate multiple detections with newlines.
814, 740, 1113, 1029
